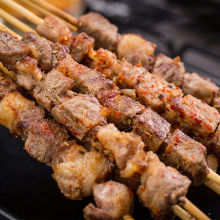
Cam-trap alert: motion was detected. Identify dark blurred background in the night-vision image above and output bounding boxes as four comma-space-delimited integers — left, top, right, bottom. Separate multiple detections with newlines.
0, 0, 220, 220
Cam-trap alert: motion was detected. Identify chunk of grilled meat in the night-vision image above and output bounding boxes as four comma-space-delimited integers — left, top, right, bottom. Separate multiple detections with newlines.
78, 12, 119, 51
182, 73, 219, 105
162, 129, 208, 185
207, 154, 218, 172
0, 31, 30, 70
117, 34, 156, 70
164, 95, 220, 137
152, 53, 185, 88
213, 96, 220, 112
22, 32, 53, 72
36, 16, 73, 48
137, 152, 191, 220
71, 32, 94, 63
84, 181, 134, 220
133, 108, 171, 152
52, 143, 113, 200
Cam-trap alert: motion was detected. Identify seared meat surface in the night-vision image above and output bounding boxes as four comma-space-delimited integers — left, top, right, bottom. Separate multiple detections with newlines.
164, 95, 220, 137
207, 124, 220, 158
133, 108, 171, 152
213, 96, 220, 112
22, 32, 53, 72
163, 129, 208, 185
117, 34, 156, 70
51, 92, 108, 140
182, 73, 219, 104
84, 181, 133, 220
207, 154, 218, 172
0, 31, 30, 70
52, 144, 113, 200
36, 16, 73, 48
34, 68, 74, 111
78, 12, 119, 51
152, 53, 185, 88
71, 32, 94, 63
137, 152, 191, 220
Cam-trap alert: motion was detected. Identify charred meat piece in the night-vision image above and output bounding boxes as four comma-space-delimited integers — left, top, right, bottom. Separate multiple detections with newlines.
164, 95, 220, 137
16, 57, 43, 91
99, 91, 145, 130
22, 32, 53, 72
207, 124, 220, 158
57, 55, 115, 97
52, 144, 113, 200
0, 72, 18, 100
84, 181, 134, 220
137, 152, 191, 220
0, 31, 30, 70
136, 72, 183, 112
207, 154, 218, 172
34, 68, 74, 111
71, 32, 94, 63
213, 96, 220, 112
51, 92, 108, 140
36, 16, 73, 48
117, 34, 156, 70
86, 123, 146, 176
163, 129, 208, 185
78, 12, 119, 51
133, 108, 171, 152
152, 53, 185, 88
51, 42, 69, 68
182, 73, 219, 104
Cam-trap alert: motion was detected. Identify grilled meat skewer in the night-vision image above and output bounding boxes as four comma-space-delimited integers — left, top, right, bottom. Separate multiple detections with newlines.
0, 71, 192, 220
0, 29, 214, 190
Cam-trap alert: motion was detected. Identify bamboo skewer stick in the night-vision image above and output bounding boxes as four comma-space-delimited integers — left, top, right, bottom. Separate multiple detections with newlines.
0, 20, 212, 220
173, 205, 196, 220
207, 169, 220, 186
30, 0, 78, 26
0, 8, 35, 33
16, 0, 77, 31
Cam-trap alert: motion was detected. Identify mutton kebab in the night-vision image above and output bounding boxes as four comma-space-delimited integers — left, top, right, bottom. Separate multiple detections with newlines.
0, 31, 198, 220
14, 0, 220, 112
0, 17, 219, 194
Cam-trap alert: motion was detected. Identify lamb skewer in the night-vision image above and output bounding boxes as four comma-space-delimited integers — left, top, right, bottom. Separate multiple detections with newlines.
0, 16, 219, 194
14, 0, 220, 112
1, 34, 196, 219
2, 0, 219, 164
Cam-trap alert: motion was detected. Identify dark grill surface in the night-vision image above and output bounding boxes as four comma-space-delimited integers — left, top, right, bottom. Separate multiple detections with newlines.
0, 0, 220, 219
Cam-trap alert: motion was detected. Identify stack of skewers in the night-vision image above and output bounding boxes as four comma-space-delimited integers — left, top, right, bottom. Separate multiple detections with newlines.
0, 0, 220, 219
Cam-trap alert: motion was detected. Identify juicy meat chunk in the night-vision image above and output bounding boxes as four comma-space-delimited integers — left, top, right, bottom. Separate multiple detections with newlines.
0, 31, 30, 70
16, 57, 43, 90
93, 124, 146, 177
0, 92, 34, 135
163, 129, 208, 185
34, 69, 74, 111
0, 72, 18, 100
52, 144, 113, 200
71, 32, 94, 62
99, 92, 145, 130
207, 154, 218, 172
137, 152, 191, 220
164, 95, 220, 137
117, 34, 156, 69
57, 55, 115, 97
51, 43, 69, 68
22, 32, 53, 72
36, 16, 73, 48
133, 108, 171, 152
51, 93, 108, 140
213, 96, 220, 112
182, 73, 219, 104
78, 12, 119, 51
84, 181, 134, 220
152, 53, 185, 88
207, 124, 220, 158
24, 118, 69, 165
136, 72, 183, 112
